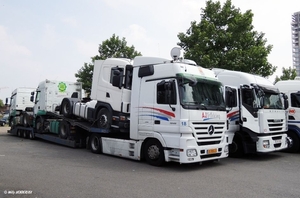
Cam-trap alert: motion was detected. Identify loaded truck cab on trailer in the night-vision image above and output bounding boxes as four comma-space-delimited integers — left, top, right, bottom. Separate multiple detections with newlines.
213, 69, 290, 157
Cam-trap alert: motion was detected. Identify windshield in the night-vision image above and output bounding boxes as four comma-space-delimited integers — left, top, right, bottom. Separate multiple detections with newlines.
251, 88, 283, 109
177, 74, 225, 111
261, 91, 283, 109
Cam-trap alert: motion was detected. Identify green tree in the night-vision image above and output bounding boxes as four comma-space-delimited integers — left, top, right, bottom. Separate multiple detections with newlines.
274, 67, 297, 84
0, 99, 3, 107
177, 0, 276, 77
75, 34, 142, 96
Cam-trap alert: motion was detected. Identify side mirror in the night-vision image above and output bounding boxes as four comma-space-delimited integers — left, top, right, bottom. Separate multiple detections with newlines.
30, 95, 34, 102
5, 98, 8, 106
282, 93, 289, 110
112, 75, 122, 89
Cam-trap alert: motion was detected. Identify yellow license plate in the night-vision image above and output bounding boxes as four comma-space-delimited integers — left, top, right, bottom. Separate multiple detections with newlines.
208, 148, 217, 154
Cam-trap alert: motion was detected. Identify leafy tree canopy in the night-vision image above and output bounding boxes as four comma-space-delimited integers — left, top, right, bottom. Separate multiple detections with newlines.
0, 99, 3, 107
274, 66, 297, 84
177, 0, 276, 77
75, 34, 142, 96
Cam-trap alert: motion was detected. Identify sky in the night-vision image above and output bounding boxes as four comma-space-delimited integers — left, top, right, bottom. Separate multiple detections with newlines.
0, 0, 299, 102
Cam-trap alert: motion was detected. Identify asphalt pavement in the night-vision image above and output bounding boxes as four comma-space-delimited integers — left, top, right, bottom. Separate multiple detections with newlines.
0, 126, 300, 198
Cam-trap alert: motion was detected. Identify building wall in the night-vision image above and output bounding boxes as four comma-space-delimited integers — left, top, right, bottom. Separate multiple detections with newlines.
292, 11, 300, 76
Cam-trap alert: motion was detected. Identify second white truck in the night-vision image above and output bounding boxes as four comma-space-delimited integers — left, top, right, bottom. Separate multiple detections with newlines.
275, 78, 300, 152
213, 69, 290, 157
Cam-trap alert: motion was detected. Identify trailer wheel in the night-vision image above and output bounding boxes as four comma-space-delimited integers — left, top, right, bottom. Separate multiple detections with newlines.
29, 131, 35, 140
144, 139, 165, 166
96, 108, 112, 129
285, 131, 300, 153
59, 120, 70, 139
23, 130, 28, 139
229, 137, 244, 157
90, 134, 102, 154
17, 129, 22, 137
61, 99, 72, 118
36, 117, 44, 133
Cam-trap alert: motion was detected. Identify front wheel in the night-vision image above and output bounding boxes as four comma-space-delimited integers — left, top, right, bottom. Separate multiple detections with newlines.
59, 120, 70, 139
285, 131, 300, 153
144, 139, 165, 166
35, 117, 44, 133
229, 137, 244, 158
90, 134, 102, 154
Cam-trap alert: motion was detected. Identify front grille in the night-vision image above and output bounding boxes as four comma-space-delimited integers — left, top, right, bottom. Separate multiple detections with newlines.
191, 121, 225, 146
267, 119, 284, 132
201, 153, 222, 159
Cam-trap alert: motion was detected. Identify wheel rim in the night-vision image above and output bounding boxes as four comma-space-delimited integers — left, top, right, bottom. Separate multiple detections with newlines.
147, 145, 160, 160
99, 114, 108, 128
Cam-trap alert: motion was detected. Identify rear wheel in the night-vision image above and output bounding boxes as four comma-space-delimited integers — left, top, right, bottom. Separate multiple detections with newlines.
96, 108, 112, 129
23, 115, 28, 126
61, 99, 72, 118
285, 131, 300, 153
144, 139, 165, 166
90, 134, 102, 154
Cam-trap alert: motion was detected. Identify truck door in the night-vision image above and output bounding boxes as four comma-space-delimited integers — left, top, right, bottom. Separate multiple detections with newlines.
225, 86, 239, 133
153, 79, 179, 135
240, 85, 258, 131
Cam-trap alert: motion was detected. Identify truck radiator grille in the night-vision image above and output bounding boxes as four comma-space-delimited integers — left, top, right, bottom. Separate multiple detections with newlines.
267, 119, 284, 132
191, 121, 225, 146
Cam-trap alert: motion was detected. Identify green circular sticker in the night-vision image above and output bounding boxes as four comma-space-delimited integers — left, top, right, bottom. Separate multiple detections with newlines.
58, 82, 67, 92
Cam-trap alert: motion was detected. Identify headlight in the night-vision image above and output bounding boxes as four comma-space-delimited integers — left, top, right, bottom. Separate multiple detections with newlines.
263, 140, 270, 148
186, 149, 197, 157
224, 145, 229, 153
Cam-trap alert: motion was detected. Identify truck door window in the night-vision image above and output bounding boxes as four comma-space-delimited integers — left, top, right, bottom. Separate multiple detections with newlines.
110, 67, 124, 84
291, 93, 300, 108
225, 88, 237, 107
157, 81, 176, 105
242, 89, 254, 107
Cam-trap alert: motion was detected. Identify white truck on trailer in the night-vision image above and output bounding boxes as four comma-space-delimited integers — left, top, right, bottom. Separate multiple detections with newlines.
213, 69, 290, 157
275, 79, 300, 152
8, 80, 82, 141
8, 87, 36, 129
59, 48, 229, 166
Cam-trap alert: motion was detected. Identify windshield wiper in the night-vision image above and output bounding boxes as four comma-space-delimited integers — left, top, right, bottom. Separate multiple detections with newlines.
184, 102, 207, 110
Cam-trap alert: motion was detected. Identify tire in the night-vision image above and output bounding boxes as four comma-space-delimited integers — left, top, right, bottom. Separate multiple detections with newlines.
0, 122, 4, 126
61, 99, 72, 118
36, 117, 44, 133
144, 139, 165, 166
229, 137, 244, 158
23, 130, 28, 139
96, 108, 112, 129
29, 131, 35, 140
17, 130, 22, 137
90, 134, 102, 154
59, 120, 70, 139
23, 114, 28, 127
285, 131, 300, 153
